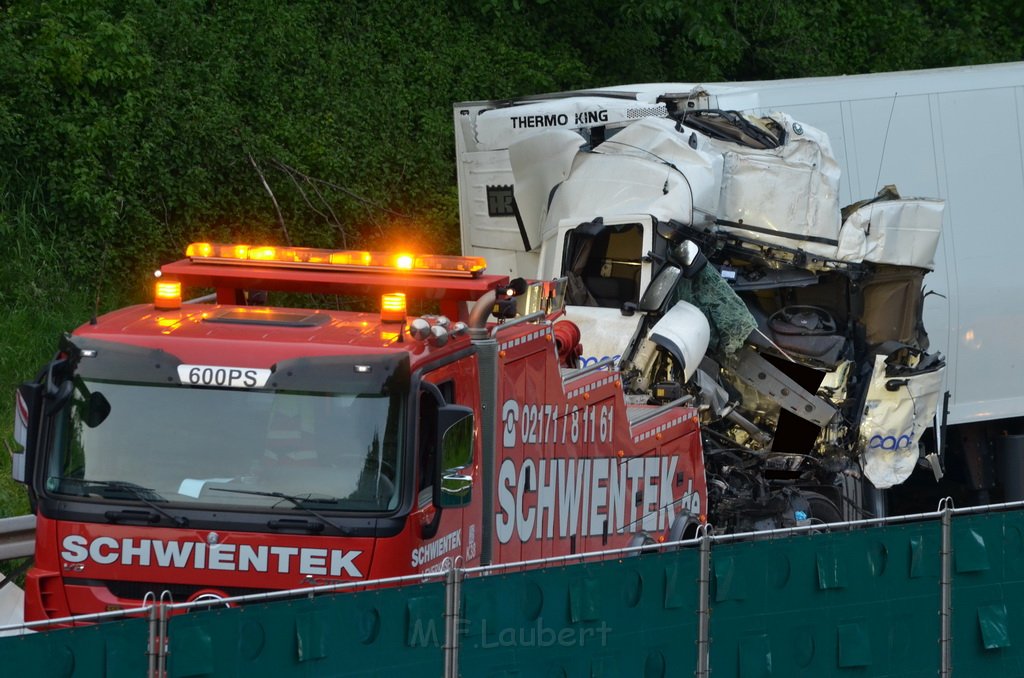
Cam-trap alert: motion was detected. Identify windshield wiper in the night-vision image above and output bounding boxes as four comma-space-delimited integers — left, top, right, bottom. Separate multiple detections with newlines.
55, 478, 189, 527
209, 487, 350, 535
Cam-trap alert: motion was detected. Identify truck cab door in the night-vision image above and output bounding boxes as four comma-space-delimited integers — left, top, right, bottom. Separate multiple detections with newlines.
414, 370, 483, 571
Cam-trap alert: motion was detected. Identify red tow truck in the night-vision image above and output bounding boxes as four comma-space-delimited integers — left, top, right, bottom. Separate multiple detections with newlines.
12, 243, 704, 620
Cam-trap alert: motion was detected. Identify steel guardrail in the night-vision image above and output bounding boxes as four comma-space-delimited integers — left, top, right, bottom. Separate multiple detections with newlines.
0, 515, 35, 561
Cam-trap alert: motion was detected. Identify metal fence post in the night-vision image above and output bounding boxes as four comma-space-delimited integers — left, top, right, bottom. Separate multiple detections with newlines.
696, 524, 713, 678
444, 563, 463, 678
939, 497, 954, 677
145, 593, 159, 678
156, 591, 173, 678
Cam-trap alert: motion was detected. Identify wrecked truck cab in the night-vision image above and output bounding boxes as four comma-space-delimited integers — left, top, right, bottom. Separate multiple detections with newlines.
457, 88, 947, 529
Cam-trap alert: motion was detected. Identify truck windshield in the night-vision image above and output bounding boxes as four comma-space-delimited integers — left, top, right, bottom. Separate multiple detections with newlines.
45, 380, 404, 513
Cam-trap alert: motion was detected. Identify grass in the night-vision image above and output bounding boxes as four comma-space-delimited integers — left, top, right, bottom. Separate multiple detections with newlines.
0, 286, 102, 583
0, 298, 100, 518
0, 200, 113, 522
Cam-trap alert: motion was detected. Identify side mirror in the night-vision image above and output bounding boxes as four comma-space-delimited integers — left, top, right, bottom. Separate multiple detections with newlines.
671, 240, 708, 279
639, 266, 683, 313
43, 358, 74, 415
82, 391, 111, 428
434, 405, 474, 509
13, 382, 43, 484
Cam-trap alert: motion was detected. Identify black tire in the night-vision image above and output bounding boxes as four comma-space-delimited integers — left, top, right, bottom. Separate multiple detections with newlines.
803, 491, 843, 524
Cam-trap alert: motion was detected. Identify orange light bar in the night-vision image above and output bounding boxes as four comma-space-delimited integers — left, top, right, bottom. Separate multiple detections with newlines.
329, 251, 372, 266
186, 242, 251, 259
413, 254, 487, 275
380, 293, 407, 323
186, 242, 487, 278
186, 242, 214, 258
247, 246, 278, 261
154, 280, 182, 310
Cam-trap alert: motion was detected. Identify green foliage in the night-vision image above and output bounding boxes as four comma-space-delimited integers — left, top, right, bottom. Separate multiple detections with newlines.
0, 0, 1023, 520
0, 274, 96, 519
3, 0, 1018, 303
0, 1, 584, 299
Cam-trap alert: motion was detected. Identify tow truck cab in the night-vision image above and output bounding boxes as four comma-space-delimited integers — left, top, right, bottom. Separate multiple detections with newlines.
13, 243, 707, 621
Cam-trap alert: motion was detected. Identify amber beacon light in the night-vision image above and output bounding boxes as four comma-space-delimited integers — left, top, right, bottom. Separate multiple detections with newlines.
380, 293, 408, 323
154, 280, 182, 310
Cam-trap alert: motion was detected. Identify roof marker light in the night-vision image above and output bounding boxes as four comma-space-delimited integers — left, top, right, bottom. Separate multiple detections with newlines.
429, 325, 449, 347
409, 318, 431, 342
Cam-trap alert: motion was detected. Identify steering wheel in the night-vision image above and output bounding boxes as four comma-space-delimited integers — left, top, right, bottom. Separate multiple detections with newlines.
769, 305, 837, 335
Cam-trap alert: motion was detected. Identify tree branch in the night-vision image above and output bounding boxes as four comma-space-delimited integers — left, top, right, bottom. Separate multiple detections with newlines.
247, 150, 290, 245
272, 159, 348, 248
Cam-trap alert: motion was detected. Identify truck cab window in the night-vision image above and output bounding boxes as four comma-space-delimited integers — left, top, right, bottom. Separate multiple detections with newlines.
44, 379, 404, 513
563, 222, 643, 308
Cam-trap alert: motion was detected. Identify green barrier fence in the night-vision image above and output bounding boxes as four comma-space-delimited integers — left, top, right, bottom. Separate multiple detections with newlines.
164, 581, 445, 678
0, 617, 150, 676
457, 548, 701, 677
708, 522, 942, 677
950, 510, 1024, 675
4, 505, 1024, 677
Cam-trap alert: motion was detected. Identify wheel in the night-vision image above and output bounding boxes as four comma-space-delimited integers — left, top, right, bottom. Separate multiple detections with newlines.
803, 491, 843, 524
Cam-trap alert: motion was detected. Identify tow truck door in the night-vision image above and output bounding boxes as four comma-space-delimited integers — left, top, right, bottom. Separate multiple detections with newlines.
415, 359, 483, 571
